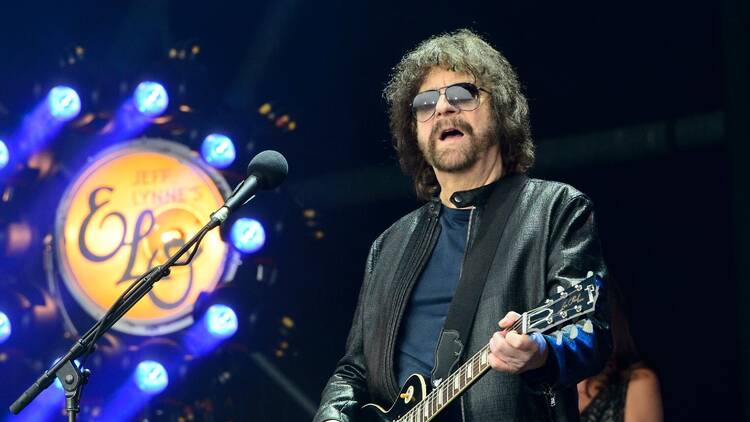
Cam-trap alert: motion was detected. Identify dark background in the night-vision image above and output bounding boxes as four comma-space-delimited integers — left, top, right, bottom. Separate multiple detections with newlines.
0, 1, 747, 421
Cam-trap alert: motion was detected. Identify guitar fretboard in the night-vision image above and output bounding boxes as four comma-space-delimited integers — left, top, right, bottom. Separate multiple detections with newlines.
398, 315, 528, 422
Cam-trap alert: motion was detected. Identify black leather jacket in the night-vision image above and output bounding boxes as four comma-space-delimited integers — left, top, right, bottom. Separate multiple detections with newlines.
314, 175, 611, 422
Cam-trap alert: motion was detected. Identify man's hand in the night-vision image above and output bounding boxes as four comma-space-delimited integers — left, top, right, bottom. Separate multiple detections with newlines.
488, 311, 549, 374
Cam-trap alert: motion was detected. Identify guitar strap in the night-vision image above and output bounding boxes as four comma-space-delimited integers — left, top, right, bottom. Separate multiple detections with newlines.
431, 174, 528, 383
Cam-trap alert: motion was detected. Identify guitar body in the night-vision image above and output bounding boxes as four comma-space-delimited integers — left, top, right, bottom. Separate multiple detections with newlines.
361, 373, 430, 422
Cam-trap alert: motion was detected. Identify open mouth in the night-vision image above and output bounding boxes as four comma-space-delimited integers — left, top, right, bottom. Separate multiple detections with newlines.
439, 128, 465, 141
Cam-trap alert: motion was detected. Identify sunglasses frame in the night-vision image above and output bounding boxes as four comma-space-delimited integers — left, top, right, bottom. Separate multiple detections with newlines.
411, 82, 491, 122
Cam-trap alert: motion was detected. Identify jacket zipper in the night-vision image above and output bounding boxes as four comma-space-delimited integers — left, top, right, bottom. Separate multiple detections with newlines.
543, 383, 557, 422
456, 207, 475, 422
456, 207, 476, 281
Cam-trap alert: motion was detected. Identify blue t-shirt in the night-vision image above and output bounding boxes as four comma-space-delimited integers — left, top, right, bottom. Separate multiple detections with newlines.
396, 205, 471, 386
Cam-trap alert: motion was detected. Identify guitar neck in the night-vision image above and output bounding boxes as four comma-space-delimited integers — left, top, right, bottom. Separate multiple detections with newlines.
400, 314, 528, 422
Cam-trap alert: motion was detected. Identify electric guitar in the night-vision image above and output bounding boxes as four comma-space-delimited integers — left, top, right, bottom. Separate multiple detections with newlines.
361, 274, 602, 422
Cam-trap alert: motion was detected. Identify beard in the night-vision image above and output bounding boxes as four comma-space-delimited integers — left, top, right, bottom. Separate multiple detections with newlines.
420, 117, 498, 173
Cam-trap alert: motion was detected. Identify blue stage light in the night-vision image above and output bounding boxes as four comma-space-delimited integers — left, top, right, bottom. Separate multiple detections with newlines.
47, 86, 81, 121
0, 139, 9, 170
230, 218, 266, 254
134, 360, 169, 394
201, 133, 236, 168
0, 311, 11, 344
133, 81, 169, 117
205, 304, 239, 339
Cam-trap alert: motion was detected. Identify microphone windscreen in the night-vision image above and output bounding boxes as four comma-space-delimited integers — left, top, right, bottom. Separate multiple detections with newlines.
247, 150, 289, 190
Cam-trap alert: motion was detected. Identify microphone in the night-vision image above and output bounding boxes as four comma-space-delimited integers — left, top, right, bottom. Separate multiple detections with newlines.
211, 150, 288, 224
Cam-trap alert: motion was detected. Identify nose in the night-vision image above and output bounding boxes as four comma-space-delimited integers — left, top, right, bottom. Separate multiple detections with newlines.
434, 90, 458, 119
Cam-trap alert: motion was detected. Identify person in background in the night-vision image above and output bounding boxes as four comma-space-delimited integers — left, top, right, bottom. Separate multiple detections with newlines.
578, 279, 663, 422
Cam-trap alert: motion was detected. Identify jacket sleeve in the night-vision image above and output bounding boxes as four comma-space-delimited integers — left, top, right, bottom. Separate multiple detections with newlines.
313, 244, 377, 422
525, 194, 612, 388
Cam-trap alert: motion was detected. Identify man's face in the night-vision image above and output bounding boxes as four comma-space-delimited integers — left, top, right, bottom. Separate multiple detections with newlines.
415, 68, 498, 174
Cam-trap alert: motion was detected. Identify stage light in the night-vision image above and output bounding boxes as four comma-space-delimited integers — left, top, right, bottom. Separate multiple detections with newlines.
47, 86, 81, 121
201, 133, 236, 168
133, 81, 169, 117
1, 221, 33, 255
259, 103, 272, 115
186, 283, 258, 356
134, 360, 169, 394
0, 139, 8, 170
230, 218, 266, 254
205, 304, 238, 339
100, 338, 180, 421
0, 311, 11, 344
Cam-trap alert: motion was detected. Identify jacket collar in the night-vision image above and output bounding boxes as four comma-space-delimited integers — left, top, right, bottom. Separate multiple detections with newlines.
427, 173, 528, 210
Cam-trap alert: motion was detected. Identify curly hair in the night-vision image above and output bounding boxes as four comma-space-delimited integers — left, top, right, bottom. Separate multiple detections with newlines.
383, 29, 534, 200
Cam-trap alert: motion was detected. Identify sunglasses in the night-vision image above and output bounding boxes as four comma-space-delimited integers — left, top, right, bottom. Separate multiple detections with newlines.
411, 82, 489, 122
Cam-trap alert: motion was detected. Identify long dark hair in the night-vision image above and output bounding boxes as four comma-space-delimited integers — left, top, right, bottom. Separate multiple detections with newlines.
584, 276, 643, 396
383, 29, 535, 200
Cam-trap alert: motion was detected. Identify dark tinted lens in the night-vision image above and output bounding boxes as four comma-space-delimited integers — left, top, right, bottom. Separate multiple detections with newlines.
412, 90, 439, 121
445, 83, 480, 110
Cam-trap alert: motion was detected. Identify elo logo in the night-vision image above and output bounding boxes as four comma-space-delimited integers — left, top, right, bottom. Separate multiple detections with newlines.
55, 140, 235, 336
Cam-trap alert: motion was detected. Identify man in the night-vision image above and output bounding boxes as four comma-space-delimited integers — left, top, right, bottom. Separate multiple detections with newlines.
315, 29, 611, 422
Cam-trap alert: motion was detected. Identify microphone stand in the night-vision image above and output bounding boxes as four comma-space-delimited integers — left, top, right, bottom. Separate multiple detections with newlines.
9, 208, 230, 420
